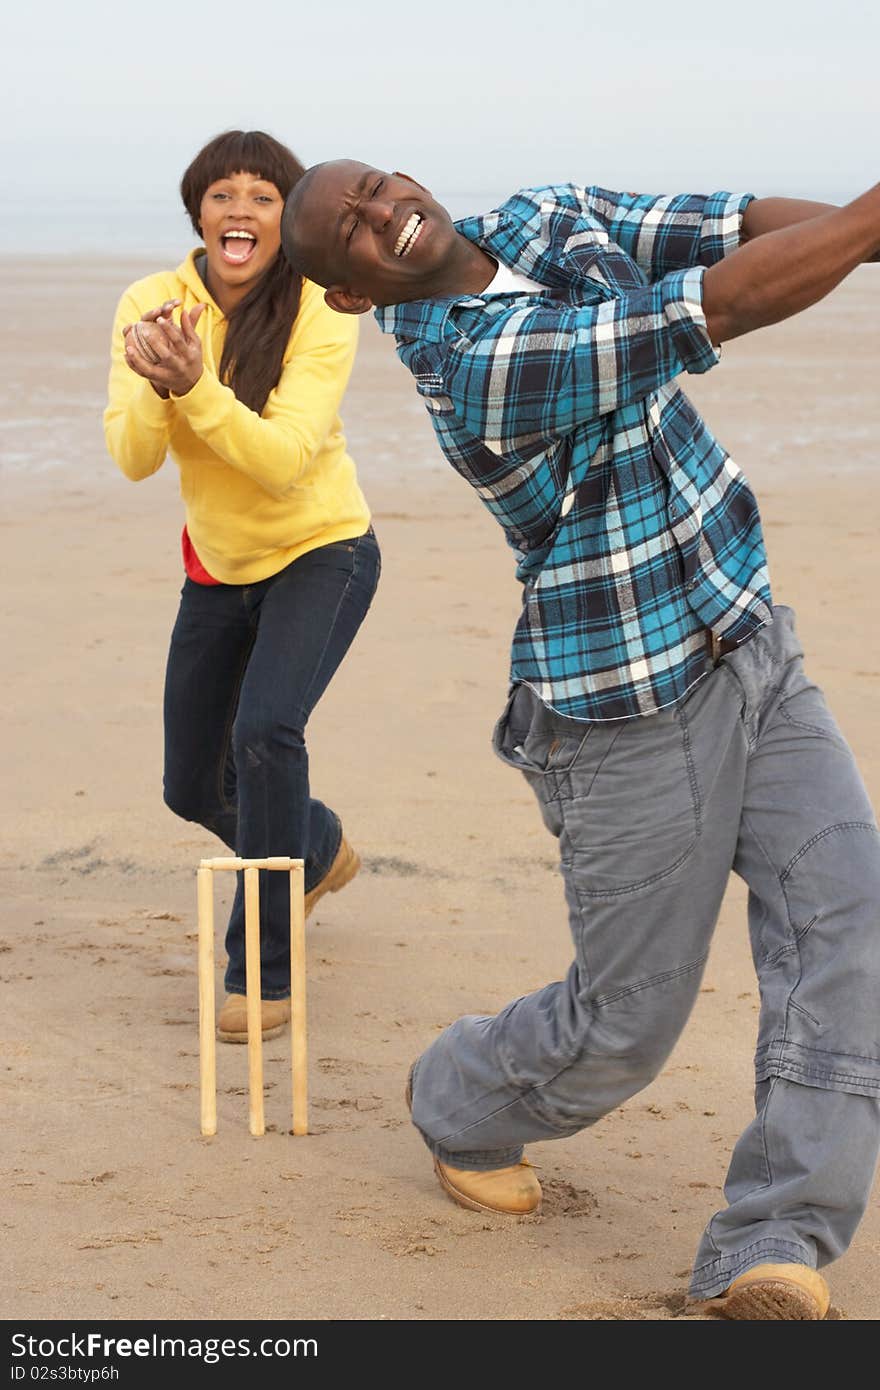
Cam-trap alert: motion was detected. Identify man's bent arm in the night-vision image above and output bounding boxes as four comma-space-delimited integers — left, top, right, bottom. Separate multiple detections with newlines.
443, 269, 719, 448
703, 184, 880, 343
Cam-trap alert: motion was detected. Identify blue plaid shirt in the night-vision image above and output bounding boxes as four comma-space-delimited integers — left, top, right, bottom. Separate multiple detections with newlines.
375, 184, 772, 721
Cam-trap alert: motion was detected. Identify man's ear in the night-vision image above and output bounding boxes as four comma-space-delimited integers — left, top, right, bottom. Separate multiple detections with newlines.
325, 286, 374, 315
392, 170, 429, 194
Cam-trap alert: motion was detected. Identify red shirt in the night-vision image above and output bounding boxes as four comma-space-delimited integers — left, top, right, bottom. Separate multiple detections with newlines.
181, 526, 220, 585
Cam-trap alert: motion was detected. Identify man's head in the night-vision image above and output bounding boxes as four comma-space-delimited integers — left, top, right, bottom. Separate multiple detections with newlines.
281, 159, 469, 311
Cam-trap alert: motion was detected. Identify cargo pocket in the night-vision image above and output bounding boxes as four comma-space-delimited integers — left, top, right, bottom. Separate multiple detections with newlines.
563, 705, 701, 895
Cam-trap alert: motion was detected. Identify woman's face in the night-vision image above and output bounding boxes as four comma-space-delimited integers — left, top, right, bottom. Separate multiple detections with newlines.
199, 171, 283, 309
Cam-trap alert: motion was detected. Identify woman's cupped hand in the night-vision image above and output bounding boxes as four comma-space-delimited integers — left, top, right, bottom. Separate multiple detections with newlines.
123, 299, 207, 398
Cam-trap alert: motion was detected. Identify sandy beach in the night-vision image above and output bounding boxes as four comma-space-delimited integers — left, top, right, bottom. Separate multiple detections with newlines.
1, 257, 878, 1322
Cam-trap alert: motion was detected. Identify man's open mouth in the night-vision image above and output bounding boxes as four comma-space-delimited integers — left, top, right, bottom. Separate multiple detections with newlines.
394, 213, 424, 258
220, 230, 257, 264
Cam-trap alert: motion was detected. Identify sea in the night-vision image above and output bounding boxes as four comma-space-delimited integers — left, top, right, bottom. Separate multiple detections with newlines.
1, 185, 853, 257
0, 194, 505, 258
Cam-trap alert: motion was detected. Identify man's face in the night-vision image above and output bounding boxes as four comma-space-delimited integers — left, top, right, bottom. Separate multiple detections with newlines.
288, 160, 461, 309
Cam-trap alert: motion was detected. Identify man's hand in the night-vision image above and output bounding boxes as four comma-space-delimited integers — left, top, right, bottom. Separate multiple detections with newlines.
124, 303, 207, 397
703, 184, 880, 344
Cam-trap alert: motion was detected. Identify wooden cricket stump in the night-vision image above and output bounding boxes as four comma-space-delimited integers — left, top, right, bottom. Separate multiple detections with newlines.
196, 856, 307, 1138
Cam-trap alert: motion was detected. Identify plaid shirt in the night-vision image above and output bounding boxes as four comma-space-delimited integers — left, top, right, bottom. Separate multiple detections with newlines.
375, 184, 772, 720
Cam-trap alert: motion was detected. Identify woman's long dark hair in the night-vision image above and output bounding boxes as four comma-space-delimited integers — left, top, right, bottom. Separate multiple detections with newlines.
180, 131, 305, 415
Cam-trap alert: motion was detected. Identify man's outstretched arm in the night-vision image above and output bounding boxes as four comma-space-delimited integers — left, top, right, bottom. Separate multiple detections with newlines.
703, 183, 880, 343
741, 196, 880, 261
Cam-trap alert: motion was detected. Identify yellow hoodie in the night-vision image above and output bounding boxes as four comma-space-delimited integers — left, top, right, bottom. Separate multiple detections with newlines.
104, 251, 370, 584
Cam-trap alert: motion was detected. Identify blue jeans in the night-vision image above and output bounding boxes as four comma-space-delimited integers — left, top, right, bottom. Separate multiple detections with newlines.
408, 607, 880, 1296
163, 529, 380, 998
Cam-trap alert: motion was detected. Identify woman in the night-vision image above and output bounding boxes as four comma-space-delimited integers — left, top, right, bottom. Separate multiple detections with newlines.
104, 130, 380, 1041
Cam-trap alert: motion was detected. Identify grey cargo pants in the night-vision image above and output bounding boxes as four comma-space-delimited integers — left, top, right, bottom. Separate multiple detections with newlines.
408, 608, 880, 1297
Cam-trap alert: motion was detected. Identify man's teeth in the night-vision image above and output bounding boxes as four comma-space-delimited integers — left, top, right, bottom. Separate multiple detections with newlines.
394, 213, 423, 258
224, 231, 255, 240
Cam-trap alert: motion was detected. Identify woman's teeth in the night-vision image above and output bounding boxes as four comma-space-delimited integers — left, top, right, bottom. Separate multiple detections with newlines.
394, 213, 424, 258
221, 231, 256, 263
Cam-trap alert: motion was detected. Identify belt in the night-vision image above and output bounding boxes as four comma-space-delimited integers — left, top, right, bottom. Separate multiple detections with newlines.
706, 629, 740, 664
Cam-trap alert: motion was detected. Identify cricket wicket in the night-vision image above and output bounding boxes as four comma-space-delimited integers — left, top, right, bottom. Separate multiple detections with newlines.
196, 856, 307, 1138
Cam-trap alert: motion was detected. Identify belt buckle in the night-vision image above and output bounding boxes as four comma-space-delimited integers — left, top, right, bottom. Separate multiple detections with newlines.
707, 630, 722, 665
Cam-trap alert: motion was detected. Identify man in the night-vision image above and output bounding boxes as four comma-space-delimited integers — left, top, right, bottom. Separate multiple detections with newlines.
282, 162, 880, 1318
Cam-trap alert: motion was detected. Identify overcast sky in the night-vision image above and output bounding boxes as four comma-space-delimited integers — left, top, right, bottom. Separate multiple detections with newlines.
4, 0, 878, 221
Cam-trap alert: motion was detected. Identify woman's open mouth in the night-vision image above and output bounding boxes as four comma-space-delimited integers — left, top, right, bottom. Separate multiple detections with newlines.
394, 213, 424, 258
220, 230, 257, 265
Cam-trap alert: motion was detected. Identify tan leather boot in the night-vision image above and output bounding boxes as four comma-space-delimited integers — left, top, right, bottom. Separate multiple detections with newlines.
433, 1157, 542, 1215
405, 1063, 541, 1215
304, 836, 360, 918
707, 1263, 830, 1319
216, 994, 290, 1043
